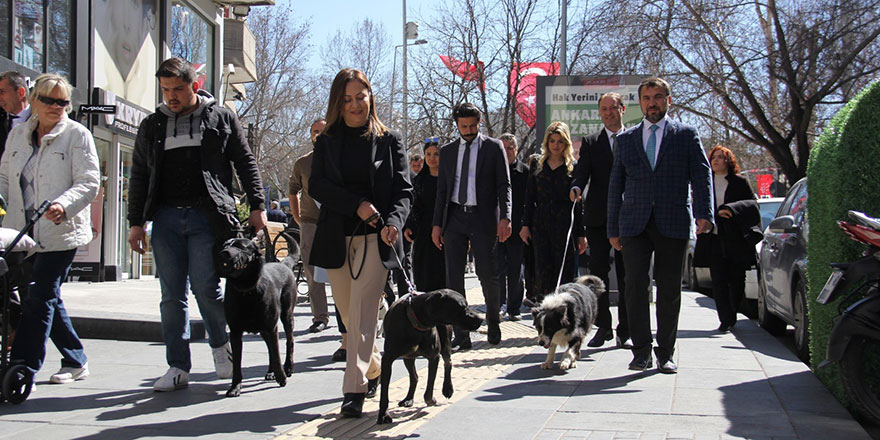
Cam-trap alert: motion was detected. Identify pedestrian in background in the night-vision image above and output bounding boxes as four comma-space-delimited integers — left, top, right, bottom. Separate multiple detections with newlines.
308, 68, 412, 418
128, 57, 267, 391
0, 73, 99, 385
0, 71, 32, 161
496, 133, 527, 321
404, 138, 445, 292
520, 121, 587, 302
266, 200, 287, 223
695, 145, 761, 333
289, 118, 331, 334
570, 92, 631, 349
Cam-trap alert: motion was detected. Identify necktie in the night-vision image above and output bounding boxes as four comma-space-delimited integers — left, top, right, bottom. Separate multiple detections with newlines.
610, 132, 617, 152
646, 125, 658, 169
458, 140, 473, 205
6, 114, 15, 132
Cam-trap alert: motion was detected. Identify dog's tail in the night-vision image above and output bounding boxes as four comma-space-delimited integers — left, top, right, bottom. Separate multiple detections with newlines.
575, 275, 606, 296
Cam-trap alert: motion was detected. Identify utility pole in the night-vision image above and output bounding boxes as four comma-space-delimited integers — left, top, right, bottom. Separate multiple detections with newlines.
402, 0, 408, 148
560, 0, 567, 75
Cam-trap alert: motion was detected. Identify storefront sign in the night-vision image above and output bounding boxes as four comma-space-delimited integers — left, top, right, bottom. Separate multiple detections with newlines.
80, 105, 117, 114
93, 88, 151, 137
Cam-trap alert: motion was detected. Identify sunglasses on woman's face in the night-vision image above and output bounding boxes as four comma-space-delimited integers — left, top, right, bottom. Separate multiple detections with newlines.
37, 96, 70, 107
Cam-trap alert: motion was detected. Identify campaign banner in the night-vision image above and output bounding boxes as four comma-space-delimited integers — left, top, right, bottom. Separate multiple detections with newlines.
536, 75, 648, 153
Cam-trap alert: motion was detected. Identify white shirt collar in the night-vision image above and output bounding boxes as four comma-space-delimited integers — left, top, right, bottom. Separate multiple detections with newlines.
642, 116, 667, 133
604, 125, 624, 140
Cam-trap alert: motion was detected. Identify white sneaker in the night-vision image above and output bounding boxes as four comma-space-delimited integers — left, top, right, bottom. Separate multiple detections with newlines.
153, 367, 189, 392
49, 363, 90, 384
213, 342, 233, 379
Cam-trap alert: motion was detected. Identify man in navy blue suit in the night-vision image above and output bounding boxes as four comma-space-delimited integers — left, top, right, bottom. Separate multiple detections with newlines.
607, 77, 713, 373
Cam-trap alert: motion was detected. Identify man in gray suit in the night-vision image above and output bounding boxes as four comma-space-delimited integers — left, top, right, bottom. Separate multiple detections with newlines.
607, 77, 713, 374
433, 103, 512, 349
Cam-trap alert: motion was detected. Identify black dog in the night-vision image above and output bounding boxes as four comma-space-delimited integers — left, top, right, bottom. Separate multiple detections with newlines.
377, 289, 483, 424
216, 237, 296, 397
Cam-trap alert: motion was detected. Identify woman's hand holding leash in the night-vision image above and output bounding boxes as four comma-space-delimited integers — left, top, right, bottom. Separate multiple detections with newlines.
357, 201, 380, 227
382, 225, 399, 245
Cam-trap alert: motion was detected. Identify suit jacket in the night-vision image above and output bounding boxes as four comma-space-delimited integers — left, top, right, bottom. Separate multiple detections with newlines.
607, 119, 713, 240
509, 161, 527, 233
308, 127, 413, 269
572, 129, 614, 228
432, 134, 511, 235
0, 107, 31, 164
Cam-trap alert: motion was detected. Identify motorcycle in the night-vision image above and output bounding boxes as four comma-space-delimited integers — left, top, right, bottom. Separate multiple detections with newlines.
817, 210, 880, 423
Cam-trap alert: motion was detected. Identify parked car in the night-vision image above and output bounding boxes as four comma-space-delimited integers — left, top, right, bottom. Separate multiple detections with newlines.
683, 197, 784, 307
757, 177, 809, 363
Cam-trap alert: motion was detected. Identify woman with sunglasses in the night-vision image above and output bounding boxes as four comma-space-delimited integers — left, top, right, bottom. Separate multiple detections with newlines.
0, 73, 100, 387
309, 68, 412, 418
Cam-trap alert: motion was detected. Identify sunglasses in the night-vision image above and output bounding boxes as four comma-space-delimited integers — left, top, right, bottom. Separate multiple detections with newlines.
424, 136, 440, 144
37, 96, 70, 107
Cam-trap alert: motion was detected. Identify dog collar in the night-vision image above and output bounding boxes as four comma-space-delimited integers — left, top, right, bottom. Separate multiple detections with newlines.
406, 295, 432, 332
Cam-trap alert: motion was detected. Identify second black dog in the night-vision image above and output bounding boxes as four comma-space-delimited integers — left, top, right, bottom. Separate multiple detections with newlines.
216, 237, 296, 397
377, 289, 483, 424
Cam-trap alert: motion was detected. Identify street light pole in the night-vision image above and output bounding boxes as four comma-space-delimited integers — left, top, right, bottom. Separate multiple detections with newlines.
390, 39, 428, 124
402, 0, 408, 149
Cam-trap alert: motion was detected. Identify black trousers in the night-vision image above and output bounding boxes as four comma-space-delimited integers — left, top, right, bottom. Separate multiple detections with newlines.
708, 234, 746, 327
443, 207, 501, 338
496, 236, 524, 315
585, 225, 628, 338
620, 216, 687, 361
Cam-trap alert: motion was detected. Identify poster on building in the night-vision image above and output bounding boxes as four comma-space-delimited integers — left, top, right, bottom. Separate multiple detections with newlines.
93, 0, 159, 111
535, 75, 648, 153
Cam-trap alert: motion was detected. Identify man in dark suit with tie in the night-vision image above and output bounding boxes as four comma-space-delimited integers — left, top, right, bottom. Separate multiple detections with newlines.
433, 103, 512, 349
0, 71, 31, 161
570, 92, 630, 349
608, 77, 713, 373
497, 133, 527, 321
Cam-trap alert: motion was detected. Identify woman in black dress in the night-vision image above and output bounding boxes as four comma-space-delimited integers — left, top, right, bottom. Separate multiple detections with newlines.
520, 121, 587, 301
404, 139, 445, 291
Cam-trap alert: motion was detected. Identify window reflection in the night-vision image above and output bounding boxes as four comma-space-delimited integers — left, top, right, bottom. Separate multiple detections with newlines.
170, 2, 213, 93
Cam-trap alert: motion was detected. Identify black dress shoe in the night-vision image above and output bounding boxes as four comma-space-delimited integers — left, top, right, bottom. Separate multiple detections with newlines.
508, 313, 522, 322
365, 376, 379, 398
615, 335, 633, 349
341, 393, 365, 418
628, 355, 653, 371
487, 321, 501, 345
331, 348, 346, 362
587, 328, 613, 347
451, 334, 472, 351
308, 321, 328, 333
717, 324, 730, 334
658, 358, 678, 374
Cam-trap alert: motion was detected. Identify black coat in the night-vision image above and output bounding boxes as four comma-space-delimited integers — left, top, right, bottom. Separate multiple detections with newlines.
432, 134, 511, 235
308, 127, 412, 270
509, 161, 527, 233
571, 130, 614, 228
694, 173, 761, 268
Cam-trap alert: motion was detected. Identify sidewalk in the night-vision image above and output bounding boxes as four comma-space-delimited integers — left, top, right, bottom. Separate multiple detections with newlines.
0, 276, 869, 439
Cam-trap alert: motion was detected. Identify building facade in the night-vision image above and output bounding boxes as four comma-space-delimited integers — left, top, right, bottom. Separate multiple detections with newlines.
0, 0, 265, 280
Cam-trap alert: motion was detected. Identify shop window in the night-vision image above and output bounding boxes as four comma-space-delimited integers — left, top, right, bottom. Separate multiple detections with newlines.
2, 0, 74, 80
170, 1, 214, 93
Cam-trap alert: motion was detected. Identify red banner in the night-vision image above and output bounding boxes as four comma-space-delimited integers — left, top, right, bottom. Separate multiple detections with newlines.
439, 55, 485, 90
756, 174, 773, 197
509, 62, 559, 128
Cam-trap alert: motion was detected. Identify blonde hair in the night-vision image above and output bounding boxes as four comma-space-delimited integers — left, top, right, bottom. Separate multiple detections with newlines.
29, 73, 73, 114
538, 121, 574, 174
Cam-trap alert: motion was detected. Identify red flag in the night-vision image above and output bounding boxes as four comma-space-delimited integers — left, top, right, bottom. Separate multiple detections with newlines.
756, 174, 773, 197
509, 62, 559, 128
439, 55, 485, 90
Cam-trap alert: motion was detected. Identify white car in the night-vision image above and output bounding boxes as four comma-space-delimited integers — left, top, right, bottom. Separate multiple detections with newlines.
684, 197, 784, 317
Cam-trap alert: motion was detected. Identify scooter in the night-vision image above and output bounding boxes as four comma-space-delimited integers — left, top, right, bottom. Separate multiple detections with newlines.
817, 210, 880, 423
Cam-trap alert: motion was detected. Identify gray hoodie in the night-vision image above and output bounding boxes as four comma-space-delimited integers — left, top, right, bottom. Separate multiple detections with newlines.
158, 89, 215, 151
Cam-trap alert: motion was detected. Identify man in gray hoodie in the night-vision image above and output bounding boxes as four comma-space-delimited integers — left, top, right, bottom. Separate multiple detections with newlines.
128, 57, 266, 392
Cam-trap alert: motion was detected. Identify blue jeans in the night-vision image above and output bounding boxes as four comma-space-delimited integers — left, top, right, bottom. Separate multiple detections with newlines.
11, 248, 86, 374
151, 206, 228, 372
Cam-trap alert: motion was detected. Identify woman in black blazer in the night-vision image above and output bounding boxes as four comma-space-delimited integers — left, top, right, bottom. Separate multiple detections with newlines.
697, 145, 761, 333
308, 68, 412, 418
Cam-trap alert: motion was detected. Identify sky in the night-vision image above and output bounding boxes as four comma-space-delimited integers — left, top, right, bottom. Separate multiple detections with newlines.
283, 0, 431, 69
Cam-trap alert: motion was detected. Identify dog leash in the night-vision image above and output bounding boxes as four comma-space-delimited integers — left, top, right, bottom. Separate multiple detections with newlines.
555, 200, 579, 290
371, 215, 419, 296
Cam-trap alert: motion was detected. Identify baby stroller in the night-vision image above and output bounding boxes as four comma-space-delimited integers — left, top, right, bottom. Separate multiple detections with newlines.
0, 200, 49, 404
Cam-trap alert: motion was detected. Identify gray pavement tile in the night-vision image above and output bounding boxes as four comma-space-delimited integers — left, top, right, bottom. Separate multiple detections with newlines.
788, 411, 874, 440
558, 384, 673, 414
533, 429, 565, 440
673, 382, 784, 416
673, 367, 767, 389
414, 406, 552, 439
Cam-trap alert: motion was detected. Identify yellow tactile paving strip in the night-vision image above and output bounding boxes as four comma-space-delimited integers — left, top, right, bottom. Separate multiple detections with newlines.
274, 287, 537, 440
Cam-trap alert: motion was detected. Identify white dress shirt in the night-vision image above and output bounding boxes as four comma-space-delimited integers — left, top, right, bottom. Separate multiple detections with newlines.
604, 126, 624, 153
10, 105, 31, 130
641, 116, 668, 165
452, 134, 481, 206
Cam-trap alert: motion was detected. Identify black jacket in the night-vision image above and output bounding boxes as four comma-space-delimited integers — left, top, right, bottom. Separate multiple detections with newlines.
572, 130, 614, 228
308, 127, 412, 269
509, 161, 527, 233
694, 173, 760, 267
127, 99, 265, 230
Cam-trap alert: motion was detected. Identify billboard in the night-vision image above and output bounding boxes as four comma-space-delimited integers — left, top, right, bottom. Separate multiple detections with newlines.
536, 75, 648, 153
93, 0, 159, 111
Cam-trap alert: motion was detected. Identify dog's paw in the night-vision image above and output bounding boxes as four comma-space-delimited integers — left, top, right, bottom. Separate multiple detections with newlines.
284, 362, 294, 377
559, 359, 574, 370
377, 413, 393, 424
442, 383, 453, 398
275, 372, 287, 388
226, 385, 242, 397
265, 371, 276, 381
425, 396, 437, 406
541, 361, 554, 370
398, 398, 414, 407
